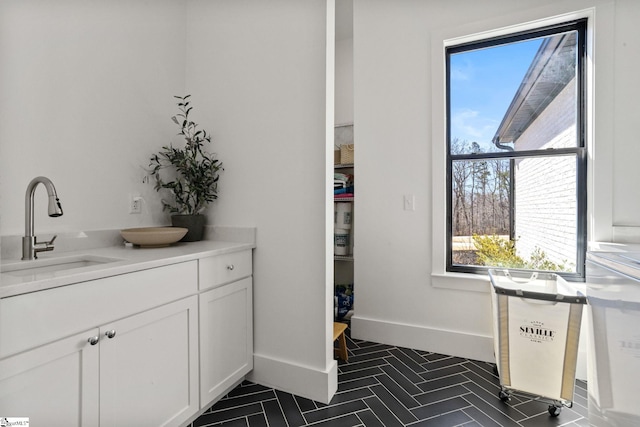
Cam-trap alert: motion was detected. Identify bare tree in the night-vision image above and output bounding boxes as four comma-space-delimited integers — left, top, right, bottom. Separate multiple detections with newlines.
450, 140, 511, 237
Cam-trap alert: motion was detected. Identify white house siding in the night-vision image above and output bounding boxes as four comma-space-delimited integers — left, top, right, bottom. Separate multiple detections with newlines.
513, 78, 577, 269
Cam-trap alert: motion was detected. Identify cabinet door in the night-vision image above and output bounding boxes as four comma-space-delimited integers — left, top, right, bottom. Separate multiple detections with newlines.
0, 328, 99, 426
200, 277, 253, 406
99, 296, 199, 427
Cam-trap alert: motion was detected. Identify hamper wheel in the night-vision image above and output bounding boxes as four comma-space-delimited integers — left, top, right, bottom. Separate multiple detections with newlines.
548, 405, 562, 417
498, 390, 510, 402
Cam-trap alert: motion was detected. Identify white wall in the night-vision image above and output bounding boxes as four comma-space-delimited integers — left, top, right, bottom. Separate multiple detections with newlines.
0, 0, 187, 236
184, 0, 336, 402
335, 38, 354, 125
612, 0, 640, 229
351, 0, 619, 367
335, 0, 353, 126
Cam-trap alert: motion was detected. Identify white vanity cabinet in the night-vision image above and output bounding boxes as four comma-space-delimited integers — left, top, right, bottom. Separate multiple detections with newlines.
198, 250, 253, 407
0, 244, 254, 426
0, 261, 199, 427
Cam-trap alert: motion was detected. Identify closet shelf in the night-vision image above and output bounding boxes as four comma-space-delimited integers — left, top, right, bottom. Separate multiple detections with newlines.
334, 163, 354, 169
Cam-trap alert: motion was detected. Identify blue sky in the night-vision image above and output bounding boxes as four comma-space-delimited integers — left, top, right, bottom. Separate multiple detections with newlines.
449, 38, 542, 152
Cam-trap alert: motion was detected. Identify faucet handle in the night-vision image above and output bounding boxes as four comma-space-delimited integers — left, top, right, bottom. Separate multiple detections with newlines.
33, 235, 57, 258
36, 235, 57, 246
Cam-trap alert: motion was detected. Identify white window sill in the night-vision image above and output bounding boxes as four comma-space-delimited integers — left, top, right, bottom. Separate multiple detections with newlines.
431, 272, 491, 293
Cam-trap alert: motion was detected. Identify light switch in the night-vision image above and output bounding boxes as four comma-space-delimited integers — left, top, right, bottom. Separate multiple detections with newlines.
403, 194, 415, 211
129, 195, 142, 214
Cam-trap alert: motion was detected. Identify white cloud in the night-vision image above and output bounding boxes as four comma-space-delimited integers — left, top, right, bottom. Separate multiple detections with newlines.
451, 109, 499, 143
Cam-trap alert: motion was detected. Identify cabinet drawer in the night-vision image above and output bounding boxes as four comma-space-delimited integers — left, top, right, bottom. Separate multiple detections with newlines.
0, 261, 197, 359
199, 250, 252, 290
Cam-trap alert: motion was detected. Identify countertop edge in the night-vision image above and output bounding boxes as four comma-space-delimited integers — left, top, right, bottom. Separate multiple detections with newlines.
0, 240, 255, 299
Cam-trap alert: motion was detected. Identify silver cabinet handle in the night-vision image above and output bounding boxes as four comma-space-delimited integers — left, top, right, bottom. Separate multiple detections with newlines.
227, 264, 235, 271
88, 336, 100, 346
105, 330, 116, 339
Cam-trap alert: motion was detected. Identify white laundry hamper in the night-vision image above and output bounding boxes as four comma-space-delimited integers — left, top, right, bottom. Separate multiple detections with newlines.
488, 269, 587, 417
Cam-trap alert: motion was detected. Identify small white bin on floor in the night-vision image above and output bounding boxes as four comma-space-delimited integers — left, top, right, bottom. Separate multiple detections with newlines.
488, 269, 586, 417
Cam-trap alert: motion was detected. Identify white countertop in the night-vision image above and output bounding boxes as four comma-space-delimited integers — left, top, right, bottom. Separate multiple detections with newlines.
0, 240, 254, 299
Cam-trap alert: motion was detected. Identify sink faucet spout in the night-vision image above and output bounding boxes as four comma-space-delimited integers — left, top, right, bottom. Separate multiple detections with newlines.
22, 176, 63, 260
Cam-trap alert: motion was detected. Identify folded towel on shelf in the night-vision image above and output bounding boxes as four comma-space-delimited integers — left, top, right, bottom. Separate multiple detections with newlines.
334, 172, 353, 182
334, 187, 354, 195
334, 193, 354, 198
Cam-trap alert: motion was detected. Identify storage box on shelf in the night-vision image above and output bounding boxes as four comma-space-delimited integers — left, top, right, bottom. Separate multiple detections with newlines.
340, 144, 354, 164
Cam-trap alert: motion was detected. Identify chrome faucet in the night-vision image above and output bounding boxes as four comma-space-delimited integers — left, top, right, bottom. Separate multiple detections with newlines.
22, 176, 63, 260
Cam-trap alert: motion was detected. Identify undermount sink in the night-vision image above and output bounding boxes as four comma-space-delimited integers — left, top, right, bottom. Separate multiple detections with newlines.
1, 254, 122, 278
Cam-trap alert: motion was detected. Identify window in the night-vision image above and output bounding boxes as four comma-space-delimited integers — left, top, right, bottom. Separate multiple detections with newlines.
446, 20, 587, 280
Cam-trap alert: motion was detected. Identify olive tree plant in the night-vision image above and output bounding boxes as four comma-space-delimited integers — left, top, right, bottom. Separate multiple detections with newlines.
149, 95, 222, 215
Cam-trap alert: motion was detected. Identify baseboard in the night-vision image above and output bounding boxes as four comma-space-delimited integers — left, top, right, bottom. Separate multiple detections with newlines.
247, 354, 338, 404
350, 315, 495, 363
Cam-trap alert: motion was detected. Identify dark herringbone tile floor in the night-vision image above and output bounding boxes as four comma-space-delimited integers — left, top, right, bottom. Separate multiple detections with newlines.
189, 327, 589, 427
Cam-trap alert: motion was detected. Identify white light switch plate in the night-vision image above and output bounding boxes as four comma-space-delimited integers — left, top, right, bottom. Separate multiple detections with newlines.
403, 194, 415, 211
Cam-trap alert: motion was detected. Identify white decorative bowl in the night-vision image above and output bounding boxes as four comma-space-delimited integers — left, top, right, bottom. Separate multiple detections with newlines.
120, 227, 188, 248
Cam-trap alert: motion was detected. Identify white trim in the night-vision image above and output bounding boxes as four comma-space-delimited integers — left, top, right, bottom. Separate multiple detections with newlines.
444, 8, 594, 48
325, 0, 338, 403
247, 354, 338, 404
431, 2, 612, 288
351, 315, 495, 363
612, 226, 640, 244
587, 2, 615, 242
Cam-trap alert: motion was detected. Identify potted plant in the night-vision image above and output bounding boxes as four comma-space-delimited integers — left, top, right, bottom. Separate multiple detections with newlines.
149, 95, 222, 241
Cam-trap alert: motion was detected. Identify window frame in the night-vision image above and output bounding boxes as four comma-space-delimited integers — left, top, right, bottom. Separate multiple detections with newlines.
445, 19, 588, 281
